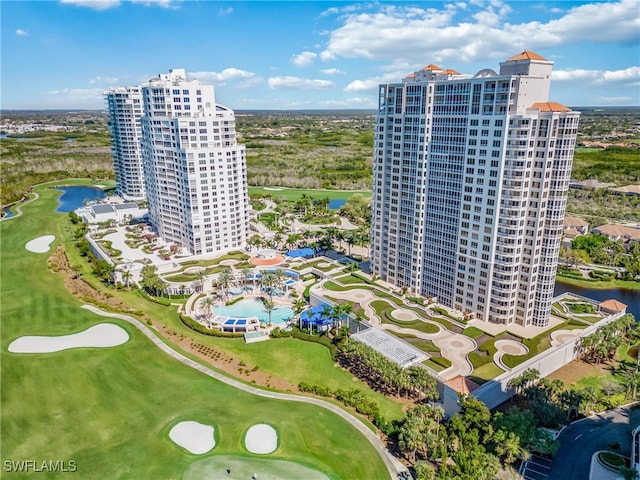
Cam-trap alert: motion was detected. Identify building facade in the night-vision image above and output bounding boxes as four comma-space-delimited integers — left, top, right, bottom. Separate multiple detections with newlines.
105, 87, 145, 199
138, 69, 249, 256
370, 52, 580, 327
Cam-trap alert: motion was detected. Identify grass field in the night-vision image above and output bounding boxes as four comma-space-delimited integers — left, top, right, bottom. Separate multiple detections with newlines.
0, 182, 389, 479
249, 186, 371, 201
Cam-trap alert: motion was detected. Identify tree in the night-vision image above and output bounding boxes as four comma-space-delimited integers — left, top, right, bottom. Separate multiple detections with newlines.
120, 268, 133, 290
292, 298, 307, 329
217, 268, 234, 300
262, 299, 275, 326
195, 269, 208, 293
414, 461, 436, 480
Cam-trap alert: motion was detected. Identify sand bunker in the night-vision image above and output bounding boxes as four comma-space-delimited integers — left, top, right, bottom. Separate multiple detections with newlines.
25, 235, 55, 253
8, 323, 129, 353
245, 424, 278, 454
169, 421, 216, 454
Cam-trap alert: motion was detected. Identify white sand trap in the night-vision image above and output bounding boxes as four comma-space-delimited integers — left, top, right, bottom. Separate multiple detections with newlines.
245, 424, 278, 454
169, 421, 216, 454
25, 235, 55, 253
8, 323, 129, 353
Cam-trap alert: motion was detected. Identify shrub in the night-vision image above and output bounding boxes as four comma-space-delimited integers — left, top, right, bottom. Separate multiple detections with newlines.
136, 289, 171, 306
179, 314, 243, 338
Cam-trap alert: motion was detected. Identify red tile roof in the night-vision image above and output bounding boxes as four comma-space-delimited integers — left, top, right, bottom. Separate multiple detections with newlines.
420, 64, 442, 71
506, 50, 548, 62
599, 299, 628, 312
531, 102, 571, 112
446, 375, 480, 395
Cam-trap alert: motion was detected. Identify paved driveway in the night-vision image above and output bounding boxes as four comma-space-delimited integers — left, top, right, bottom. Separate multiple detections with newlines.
547, 404, 640, 480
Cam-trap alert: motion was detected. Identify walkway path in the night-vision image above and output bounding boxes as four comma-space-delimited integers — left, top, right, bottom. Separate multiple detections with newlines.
315, 285, 476, 380
82, 304, 407, 480
0, 191, 39, 222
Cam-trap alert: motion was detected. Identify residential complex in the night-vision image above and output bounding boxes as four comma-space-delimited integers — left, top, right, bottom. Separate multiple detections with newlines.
105, 86, 145, 199
370, 51, 580, 327
106, 69, 249, 256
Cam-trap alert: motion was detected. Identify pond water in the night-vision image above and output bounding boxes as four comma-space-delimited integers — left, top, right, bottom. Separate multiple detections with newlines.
55, 186, 106, 212
329, 199, 346, 210
2, 208, 14, 218
554, 281, 640, 320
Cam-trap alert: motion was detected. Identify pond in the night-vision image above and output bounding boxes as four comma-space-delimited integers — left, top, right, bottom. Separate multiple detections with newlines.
2, 208, 14, 218
55, 186, 107, 212
554, 281, 640, 320
329, 199, 346, 210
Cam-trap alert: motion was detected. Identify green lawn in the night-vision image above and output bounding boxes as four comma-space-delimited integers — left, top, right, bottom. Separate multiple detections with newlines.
0, 181, 389, 479
249, 186, 371, 202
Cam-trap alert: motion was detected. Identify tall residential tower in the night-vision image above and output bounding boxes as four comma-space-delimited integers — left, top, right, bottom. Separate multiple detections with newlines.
106, 86, 145, 199
370, 52, 580, 327
139, 69, 249, 256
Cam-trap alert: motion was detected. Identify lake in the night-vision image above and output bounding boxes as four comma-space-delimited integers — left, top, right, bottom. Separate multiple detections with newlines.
554, 281, 640, 320
55, 186, 106, 212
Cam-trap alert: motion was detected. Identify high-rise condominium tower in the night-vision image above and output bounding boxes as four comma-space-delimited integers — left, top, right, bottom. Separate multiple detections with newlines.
370, 52, 580, 327
106, 86, 145, 199
138, 69, 249, 255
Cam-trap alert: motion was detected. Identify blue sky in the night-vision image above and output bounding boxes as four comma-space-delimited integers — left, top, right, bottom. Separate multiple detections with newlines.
2, 0, 639, 110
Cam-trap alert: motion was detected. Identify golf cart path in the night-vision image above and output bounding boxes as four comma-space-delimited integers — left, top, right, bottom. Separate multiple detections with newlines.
82, 304, 406, 480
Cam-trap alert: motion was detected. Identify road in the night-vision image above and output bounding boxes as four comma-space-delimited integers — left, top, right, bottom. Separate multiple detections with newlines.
83, 304, 408, 480
547, 404, 640, 480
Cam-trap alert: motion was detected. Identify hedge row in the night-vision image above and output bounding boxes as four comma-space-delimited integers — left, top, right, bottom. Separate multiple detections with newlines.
298, 382, 391, 434
179, 314, 244, 338
137, 289, 171, 306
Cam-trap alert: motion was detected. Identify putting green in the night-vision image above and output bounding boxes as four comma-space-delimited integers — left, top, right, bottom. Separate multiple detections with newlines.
184, 455, 331, 480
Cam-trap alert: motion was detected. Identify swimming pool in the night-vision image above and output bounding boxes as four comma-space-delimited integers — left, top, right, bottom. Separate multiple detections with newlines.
213, 299, 294, 324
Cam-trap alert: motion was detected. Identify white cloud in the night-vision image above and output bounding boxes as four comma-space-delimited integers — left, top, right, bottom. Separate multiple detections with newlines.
319, 97, 376, 108
218, 6, 233, 16
16, 29, 28, 36
595, 96, 632, 104
60, 0, 121, 10
88, 75, 119, 85
268, 76, 335, 90
60, 0, 178, 9
130, 0, 176, 7
345, 70, 410, 92
291, 51, 317, 67
553, 66, 640, 86
189, 68, 260, 87
320, 68, 345, 75
47, 87, 105, 103
319, 0, 639, 65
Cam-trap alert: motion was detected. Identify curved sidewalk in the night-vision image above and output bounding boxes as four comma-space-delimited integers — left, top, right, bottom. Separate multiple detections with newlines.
82, 304, 407, 479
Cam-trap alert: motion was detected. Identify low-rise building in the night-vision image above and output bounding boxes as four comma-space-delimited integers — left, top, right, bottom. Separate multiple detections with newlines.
592, 224, 640, 245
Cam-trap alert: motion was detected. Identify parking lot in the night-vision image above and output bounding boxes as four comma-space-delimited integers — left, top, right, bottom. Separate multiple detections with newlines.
521, 455, 552, 480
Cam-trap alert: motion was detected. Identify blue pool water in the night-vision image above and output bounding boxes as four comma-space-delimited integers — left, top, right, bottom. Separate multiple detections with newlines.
56, 186, 107, 212
329, 199, 346, 210
213, 299, 294, 324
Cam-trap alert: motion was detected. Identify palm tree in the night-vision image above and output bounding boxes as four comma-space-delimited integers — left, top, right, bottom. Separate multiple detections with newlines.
262, 299, 275, 326
120, 268, 133, 290
217, 268, 234, 301
261, 271, 277, 300
195, 269, 208, 293
293, 299, 307, 329
201, 296, 216, 327
179, 284, 187, 298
